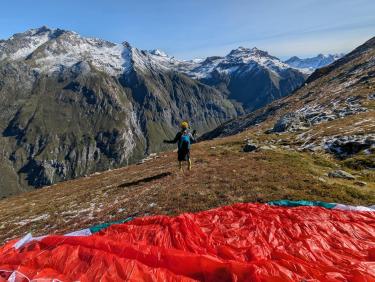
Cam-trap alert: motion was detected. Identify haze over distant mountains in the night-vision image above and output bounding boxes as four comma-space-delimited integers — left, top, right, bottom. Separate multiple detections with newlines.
284, 53, 345, 74
0, 26, 343, 196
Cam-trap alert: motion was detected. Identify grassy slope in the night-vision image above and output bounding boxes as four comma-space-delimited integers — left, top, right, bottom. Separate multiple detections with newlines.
1, 37, 374, 245
0, 123, 373, 244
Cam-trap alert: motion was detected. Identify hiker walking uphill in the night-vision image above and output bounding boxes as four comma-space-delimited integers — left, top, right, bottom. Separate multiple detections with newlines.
164, 121, 196, 171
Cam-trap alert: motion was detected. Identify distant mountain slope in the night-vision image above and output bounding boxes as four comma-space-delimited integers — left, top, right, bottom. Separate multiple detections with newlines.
285, 53, 344, 74
147, 47, 307, 111
202, 36, 375, 147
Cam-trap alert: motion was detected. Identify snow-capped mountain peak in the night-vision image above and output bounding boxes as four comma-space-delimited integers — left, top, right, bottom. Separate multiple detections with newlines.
0, 27, 305, 79
228, 46, 271, 59
0, 26, 59, 61
0, 26, 134, 76
12, 26, 53, 38
285, 53, 345, 74
213, 46, 291, 76
149, 49, 168, 57
167, 46, 296, 79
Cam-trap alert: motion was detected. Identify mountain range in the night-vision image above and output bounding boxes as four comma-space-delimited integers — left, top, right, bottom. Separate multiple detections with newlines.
149, 46, 308, 111
201, 36, 374, 147
0, 26, 342, 197
285, 53, 345, 74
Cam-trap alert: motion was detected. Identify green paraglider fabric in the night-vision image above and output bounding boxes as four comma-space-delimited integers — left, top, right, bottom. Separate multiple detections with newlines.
268, 199, 336, 209
89, 217, 133, 233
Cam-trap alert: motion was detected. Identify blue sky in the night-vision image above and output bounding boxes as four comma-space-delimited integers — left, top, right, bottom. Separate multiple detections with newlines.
0, 0, 374, 60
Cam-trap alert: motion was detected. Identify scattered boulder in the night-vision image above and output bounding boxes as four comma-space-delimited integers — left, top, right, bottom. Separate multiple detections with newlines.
272, 113, 310, 133
243, 140, 258, 152
324, 134, 375, 158
354, 181, 367, 187
137, 153, 159, 165
300, 143, 321, 152
304, 111, 336, 124
328, 170, 355, 180
259, 145, 276, 151
368, 93, 375, 100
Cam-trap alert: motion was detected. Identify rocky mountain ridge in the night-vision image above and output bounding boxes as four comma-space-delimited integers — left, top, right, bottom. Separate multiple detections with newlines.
1, 26, 307, 112
285, 53, 345, 74
146, 46, 307, 111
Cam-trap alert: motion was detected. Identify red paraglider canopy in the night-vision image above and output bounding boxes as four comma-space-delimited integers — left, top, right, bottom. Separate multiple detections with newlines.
0, 203, 374, 281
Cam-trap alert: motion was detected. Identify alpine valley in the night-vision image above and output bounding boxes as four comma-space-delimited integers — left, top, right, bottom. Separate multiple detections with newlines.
0, 26, 342, 196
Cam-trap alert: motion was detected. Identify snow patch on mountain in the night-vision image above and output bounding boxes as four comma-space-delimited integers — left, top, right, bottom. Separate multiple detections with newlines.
184, 47, 293, 79
0, 26, 305, 79
131, 48, 197, 75
0, 26, 54, 61
10, 33, 50, 60
285, 54, 344, 74
0, 27, 133, 76
149, 49, 168, 57
34, 34, 132, 75
123, 45, 297, 80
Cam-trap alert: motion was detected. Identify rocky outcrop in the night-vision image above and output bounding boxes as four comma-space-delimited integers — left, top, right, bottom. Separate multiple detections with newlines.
272, 113, 309, 133
328, 170, 355, 180
354, 181, 367, 187
243, 140, 258, 152
324, 134, 375, 159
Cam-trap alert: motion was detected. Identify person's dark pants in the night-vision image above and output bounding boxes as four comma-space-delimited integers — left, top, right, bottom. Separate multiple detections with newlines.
177, 149, 191, 171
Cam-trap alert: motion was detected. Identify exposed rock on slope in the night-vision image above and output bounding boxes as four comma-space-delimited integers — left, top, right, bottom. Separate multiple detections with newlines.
272, 113, 310, 133
324, 134, 375, 159
328, 170, 356, 180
